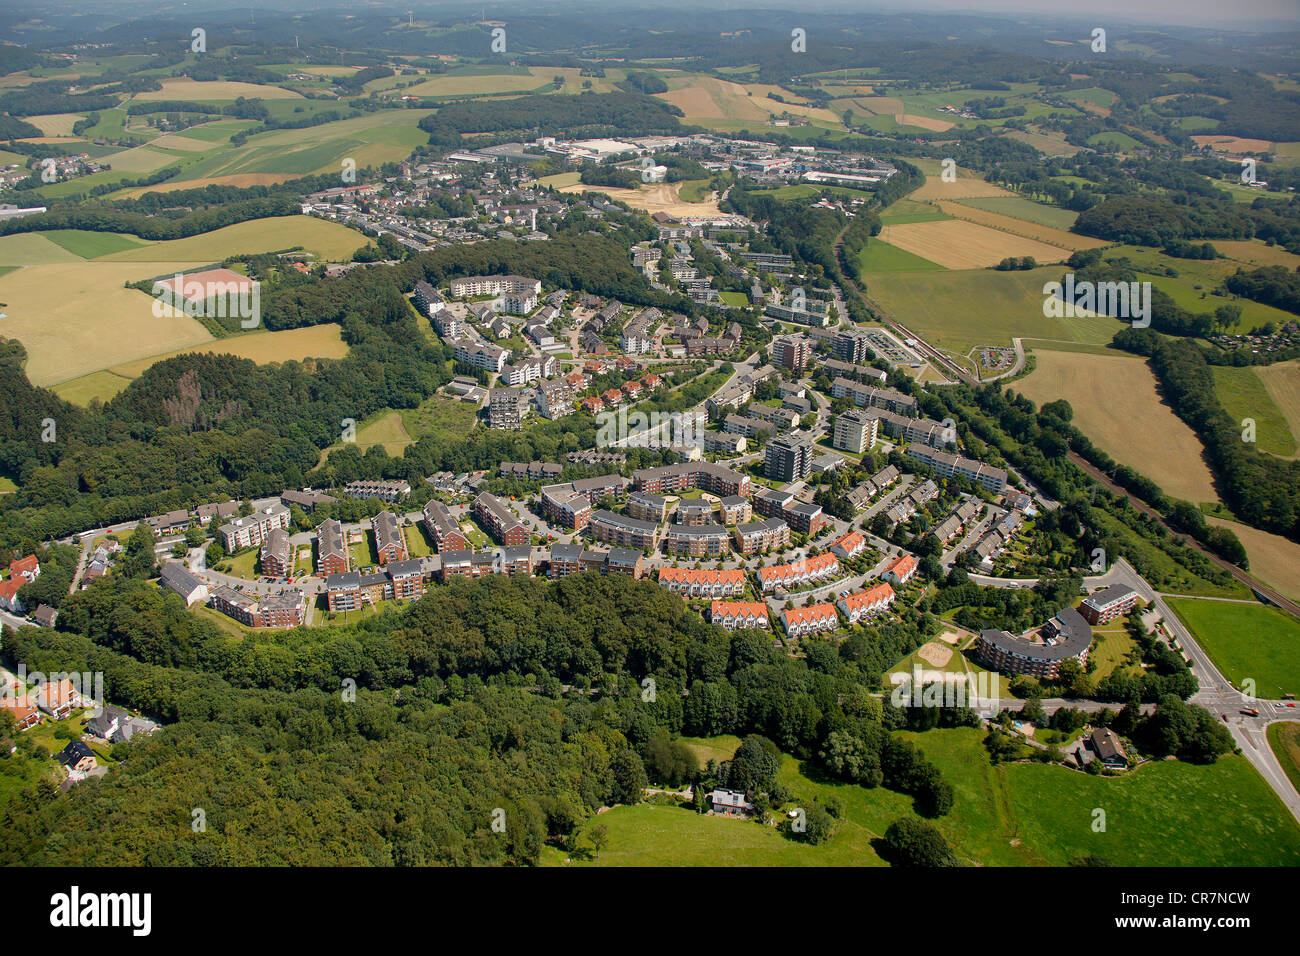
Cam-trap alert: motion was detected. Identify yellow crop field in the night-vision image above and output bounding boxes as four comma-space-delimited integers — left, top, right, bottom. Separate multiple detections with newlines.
0, 234, 86, 266
936, 200, 1108, 251
1205, 516, 1300, 605
1018, 349, 1220, 504
53, 325, 351, 405
1214, 241, 1300, 270
0, 260, 215, 386
99, 145, 179, 173
24, 114, 84, 136
1257, 360, 1300, 449
1191, 134, 1273, 153
113, 173, 296, 199
657, 76, 839, 126
101, 216, 369, 263
909, 166, 1013, 201
134, 78, 305, 100
877, 219, 1072, 269
897, 113, 954, 131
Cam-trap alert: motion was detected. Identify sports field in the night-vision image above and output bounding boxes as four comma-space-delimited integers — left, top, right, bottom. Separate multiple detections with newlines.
1167, 597, 1300, 698
876, 219, 1071, 269
1017, 349, 1220, 504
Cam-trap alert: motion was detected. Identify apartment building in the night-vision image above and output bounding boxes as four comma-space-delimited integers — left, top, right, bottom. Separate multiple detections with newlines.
1080, 585, 1139, 625
830, 378, 918, 417
452, 338, 508, 374
489, 387, 526, 430
832, 328, 871, 365
718, 495, 752, 525
589, 510, 660, 551
259, 528, 292, 578
219, 503, 291, 552
733, 517, 790, 555
976, 606, 1092, 679
765, 433, 815, 483
905, 444, 1008, 493
448, 274, 541, 298
772, 335, 809, 372
632, 462, 750, 498
627, 491, 670, 523
663, 524, 731, 558
210, 586, 307, 628
422, 500, 469, 553
474, 493, 529, 546
316, 519, 350, 576
372, 511, 408, 565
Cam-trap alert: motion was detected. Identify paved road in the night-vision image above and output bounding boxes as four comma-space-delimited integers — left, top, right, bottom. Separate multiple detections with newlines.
1069, 451, 1300, 619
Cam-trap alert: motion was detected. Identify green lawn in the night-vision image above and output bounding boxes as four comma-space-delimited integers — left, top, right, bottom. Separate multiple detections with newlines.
40, 229, 151, 259
404, 524, 434, 558
1267, 721, 1300, 795
1088, 626, 1138, 681
1167, 597, 1300, 698
879, 198, 951, 225
1211, 365, 1297, 457
546, 725, 1300, 867
951, 196, 1078, 231
855, 239, 946, 273
719, 290, 750, 307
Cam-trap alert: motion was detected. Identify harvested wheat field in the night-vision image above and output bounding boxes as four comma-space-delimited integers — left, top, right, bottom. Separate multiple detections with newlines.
936, 200, 1107, 251
910, 170, 1013, 201
1205, 517, 1300, 605
1018, 349, 1220, 504
135, 78, 304, 100
558, 180, 721, 217
657, 76, 839, 126
1257, 360, 1300, 447
1191, 134, 1273, 153
24, 114, 84, 136
0, 260, 214, 385
877, 219, 1071, 269
897, 113, 954, 132
114, 173, 296, 199
852, 96, 904, 116
1215, 241, 1300, 270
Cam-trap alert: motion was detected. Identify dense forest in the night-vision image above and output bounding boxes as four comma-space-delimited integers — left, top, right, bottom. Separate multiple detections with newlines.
0, 571, 961, 864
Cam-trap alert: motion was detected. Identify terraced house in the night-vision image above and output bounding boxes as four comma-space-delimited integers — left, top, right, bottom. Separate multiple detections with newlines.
779, 603, 840, 637
757, 552, 840, 592
710, 600, 770, 631
837, 582, 895, 624
656, 567, 746, 599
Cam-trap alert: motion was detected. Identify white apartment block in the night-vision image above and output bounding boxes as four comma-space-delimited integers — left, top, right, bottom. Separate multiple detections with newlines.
219, 503, 291, 552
